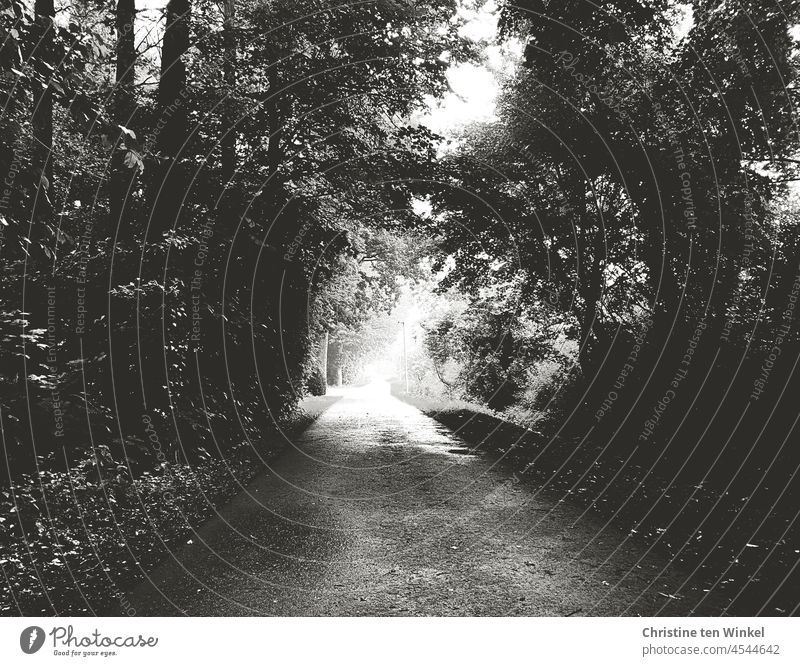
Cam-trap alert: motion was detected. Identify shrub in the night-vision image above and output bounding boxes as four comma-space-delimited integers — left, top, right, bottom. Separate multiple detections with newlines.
306, 366, 327, 396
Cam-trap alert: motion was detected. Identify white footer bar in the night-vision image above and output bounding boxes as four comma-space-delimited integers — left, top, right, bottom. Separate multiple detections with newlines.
2, 617, 797, 665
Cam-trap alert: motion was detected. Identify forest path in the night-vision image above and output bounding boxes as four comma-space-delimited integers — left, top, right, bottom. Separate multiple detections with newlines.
127, 382, 721, 616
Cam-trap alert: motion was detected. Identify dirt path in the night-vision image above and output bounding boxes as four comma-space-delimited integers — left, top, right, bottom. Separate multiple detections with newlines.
127, 382, 724, 616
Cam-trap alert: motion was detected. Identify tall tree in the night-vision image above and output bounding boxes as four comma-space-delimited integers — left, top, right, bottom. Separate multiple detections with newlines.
31, 0, 55, 192
110, 0, 138, 239
158, 0, 191, 158
221, 0, 236, 183
149, 0, 192, 239
114, 0, 136, 122
429, 0, 799, 443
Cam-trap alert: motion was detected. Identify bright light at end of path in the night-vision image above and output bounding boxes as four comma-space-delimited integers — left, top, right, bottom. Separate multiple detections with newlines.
364, 363, 385, 383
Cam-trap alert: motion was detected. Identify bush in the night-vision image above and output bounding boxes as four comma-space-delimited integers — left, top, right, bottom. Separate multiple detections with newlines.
0, 398, 336, 616
306, 366, 327, 396
0, 452, 259, 615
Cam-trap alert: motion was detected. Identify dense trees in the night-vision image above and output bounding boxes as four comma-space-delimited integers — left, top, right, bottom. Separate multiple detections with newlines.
422, 0, 800, 463
1, 0, 799, 616
2, 0, 797, 510
379, 4, 799, 614
0, 0, 473, 479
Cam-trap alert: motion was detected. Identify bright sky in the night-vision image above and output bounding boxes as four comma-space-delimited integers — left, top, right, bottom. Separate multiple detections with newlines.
420, 0, 521, 135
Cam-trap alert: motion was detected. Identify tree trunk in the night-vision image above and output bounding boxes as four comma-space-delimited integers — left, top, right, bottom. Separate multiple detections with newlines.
321, 330, 329, 385
111, 0, 137, 240
31, 0, 55, 199
578, 222, 607, 375
336, 340, 344, 386
114, 0, 136, 121
149, 0, 191, 240
157, 0, 190, 158
567, 176, 606, 377
221, 0, 236, 183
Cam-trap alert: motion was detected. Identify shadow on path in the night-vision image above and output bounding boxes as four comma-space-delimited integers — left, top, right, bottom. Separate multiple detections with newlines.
127, 381, 724, 616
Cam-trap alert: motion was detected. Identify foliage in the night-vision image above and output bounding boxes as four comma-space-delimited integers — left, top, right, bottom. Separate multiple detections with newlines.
305, 366, 326, 396
424, 0, 800, 454
312, 229, 430, 382
0, 0, 473, 614
0, 398, 331, 614
0, 452, 257, 614
0, 0, 474, 480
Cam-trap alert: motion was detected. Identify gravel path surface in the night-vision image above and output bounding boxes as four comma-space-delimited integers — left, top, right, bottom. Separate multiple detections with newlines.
127, 383, 724, 616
